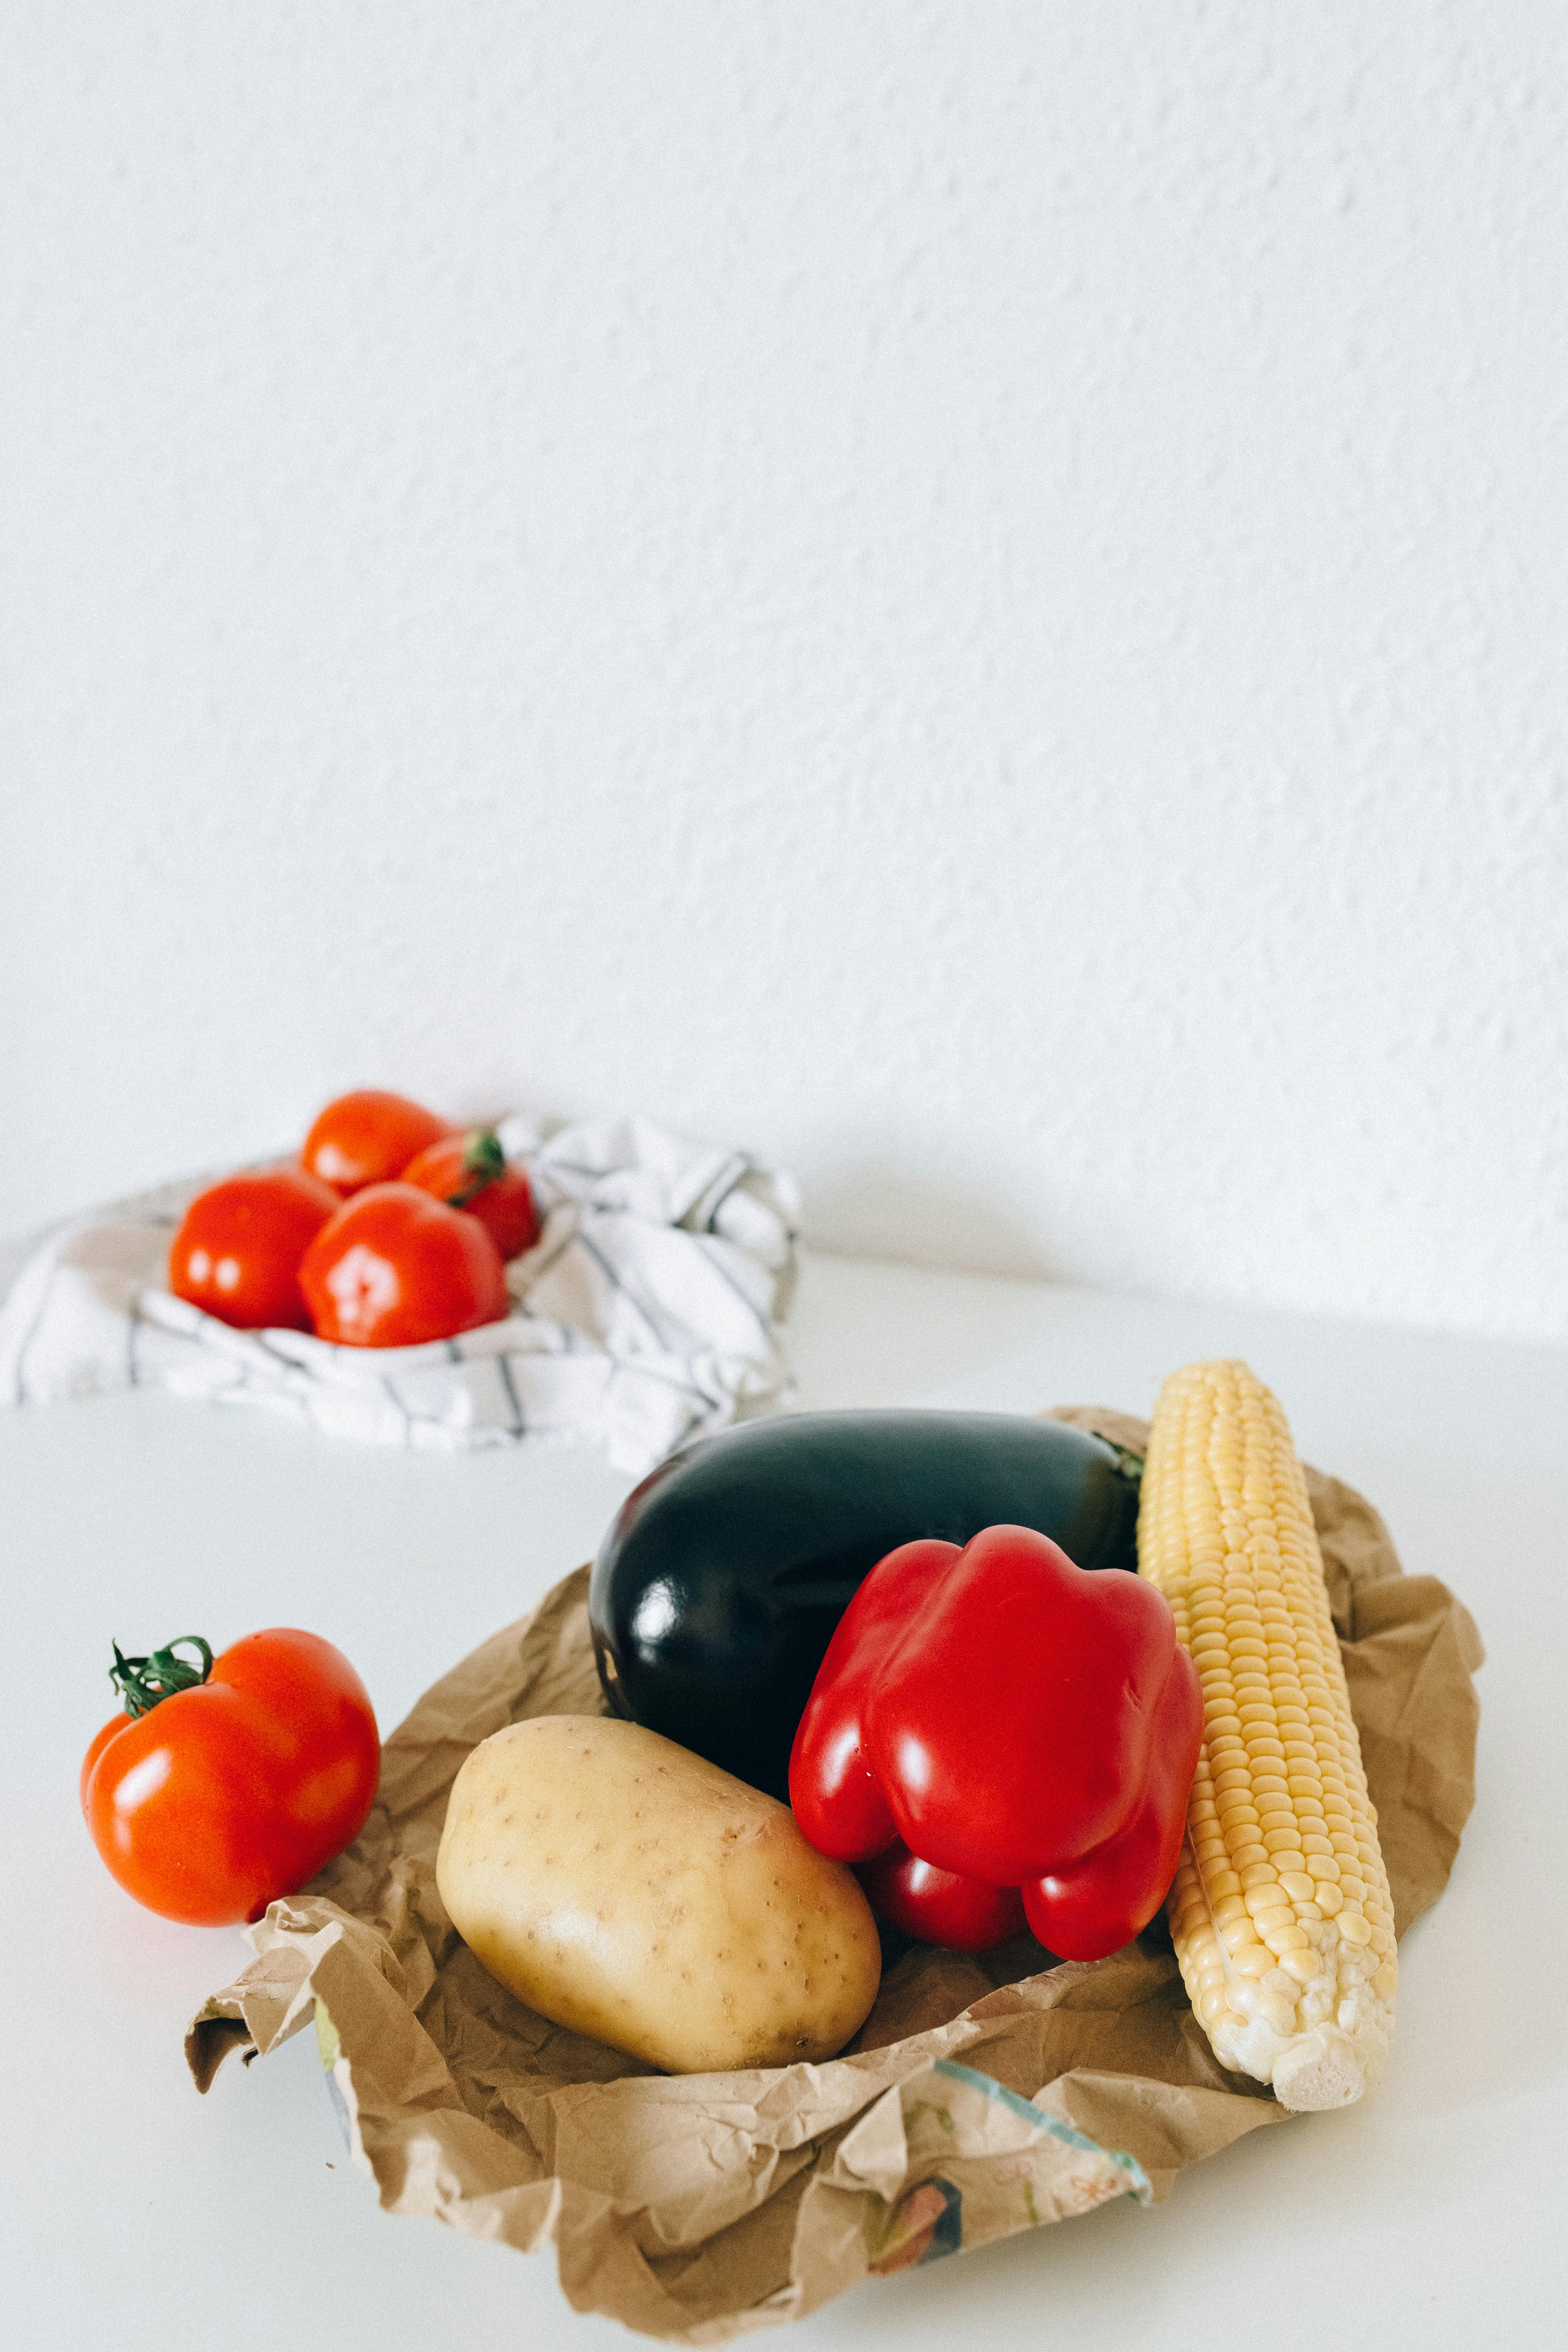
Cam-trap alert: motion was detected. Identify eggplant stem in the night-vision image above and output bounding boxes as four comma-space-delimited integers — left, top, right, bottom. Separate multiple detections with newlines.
1102, 1438, 1145, 1487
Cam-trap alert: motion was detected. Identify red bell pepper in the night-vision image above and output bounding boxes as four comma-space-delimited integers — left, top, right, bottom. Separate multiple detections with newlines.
788, 1525, 1203, 1962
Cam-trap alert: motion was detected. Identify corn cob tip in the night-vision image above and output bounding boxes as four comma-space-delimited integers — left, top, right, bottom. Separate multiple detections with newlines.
1271, 2022, 1385, 2113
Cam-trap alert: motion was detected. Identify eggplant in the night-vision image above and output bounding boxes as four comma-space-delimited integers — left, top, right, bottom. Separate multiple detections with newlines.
589, 1409, 1141, 1801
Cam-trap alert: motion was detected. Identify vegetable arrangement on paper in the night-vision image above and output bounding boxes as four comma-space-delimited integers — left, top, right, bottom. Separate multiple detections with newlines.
437, 1367, 1400, 2110
84, 1361, 1401, 2126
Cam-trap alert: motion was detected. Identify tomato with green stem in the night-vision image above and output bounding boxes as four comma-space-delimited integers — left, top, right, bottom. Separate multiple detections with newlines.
81, 1630, 380, 1926
400, 1127, 539, 1261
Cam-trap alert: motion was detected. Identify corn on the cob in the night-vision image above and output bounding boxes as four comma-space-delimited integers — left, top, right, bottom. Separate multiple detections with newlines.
1138, 1360, 1396, 2112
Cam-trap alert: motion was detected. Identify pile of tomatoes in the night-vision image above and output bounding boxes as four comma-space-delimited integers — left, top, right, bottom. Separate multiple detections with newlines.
168, 1088, 538, 1349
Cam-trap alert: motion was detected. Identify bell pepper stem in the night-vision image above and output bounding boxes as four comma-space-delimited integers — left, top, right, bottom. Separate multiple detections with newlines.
110, 1635, 214, 1718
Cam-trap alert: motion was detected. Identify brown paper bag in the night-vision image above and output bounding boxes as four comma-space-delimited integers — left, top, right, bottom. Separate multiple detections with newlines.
188, 1409, 1483, 2341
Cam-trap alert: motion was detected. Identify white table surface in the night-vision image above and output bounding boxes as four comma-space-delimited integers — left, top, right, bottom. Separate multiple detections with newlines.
3, 1250, 1564, 2352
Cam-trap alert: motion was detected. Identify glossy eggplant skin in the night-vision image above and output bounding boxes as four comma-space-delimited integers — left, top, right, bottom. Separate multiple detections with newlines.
589, 1409, 1141, 1801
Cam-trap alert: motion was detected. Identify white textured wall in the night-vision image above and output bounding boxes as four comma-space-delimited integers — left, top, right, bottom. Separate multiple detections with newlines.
3, 3, 1565, 1345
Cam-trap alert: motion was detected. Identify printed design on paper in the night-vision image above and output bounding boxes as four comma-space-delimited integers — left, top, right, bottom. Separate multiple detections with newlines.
932, 2058, 1154, 2207
866, 2176, 964, 2274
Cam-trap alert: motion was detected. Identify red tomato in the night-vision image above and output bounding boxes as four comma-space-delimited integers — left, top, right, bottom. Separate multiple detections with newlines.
302, 1089, 456, 1195
858, 1842, 1028, 1953
81, 1629, 380, 1926
299, 1182, 510, 1347
400, 1128, 539, 1261
168, 1168, 342, 1331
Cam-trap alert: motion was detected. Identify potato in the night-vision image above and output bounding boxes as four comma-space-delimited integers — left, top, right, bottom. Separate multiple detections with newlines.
435, 1715, 882, 2073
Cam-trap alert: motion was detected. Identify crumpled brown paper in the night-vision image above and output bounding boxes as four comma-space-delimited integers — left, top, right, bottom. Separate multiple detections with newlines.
188, 1408, 1483, 2342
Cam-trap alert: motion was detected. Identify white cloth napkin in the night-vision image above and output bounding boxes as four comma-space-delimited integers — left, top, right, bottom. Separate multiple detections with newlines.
0, 1112, 799, 1475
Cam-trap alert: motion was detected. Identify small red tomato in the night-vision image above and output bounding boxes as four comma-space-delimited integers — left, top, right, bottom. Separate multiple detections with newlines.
302, 1089, 456, 1195
81, 1629, 380, 1926
299, 1182, 510, 1347
168, 1168, 342, 1331
400, 1127, 539, 1261
858, 1842, 1028, 1953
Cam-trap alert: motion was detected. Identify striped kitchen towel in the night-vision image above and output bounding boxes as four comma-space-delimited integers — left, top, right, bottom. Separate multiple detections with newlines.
0, 1112, 799, 1475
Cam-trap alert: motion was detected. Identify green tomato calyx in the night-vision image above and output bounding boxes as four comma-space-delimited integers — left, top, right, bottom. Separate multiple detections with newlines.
110, 1635, 214, 1718
447, 1127, 507, 1207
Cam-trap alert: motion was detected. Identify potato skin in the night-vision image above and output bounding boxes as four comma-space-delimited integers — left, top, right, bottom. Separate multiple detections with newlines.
435, 1715, 882, 2073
